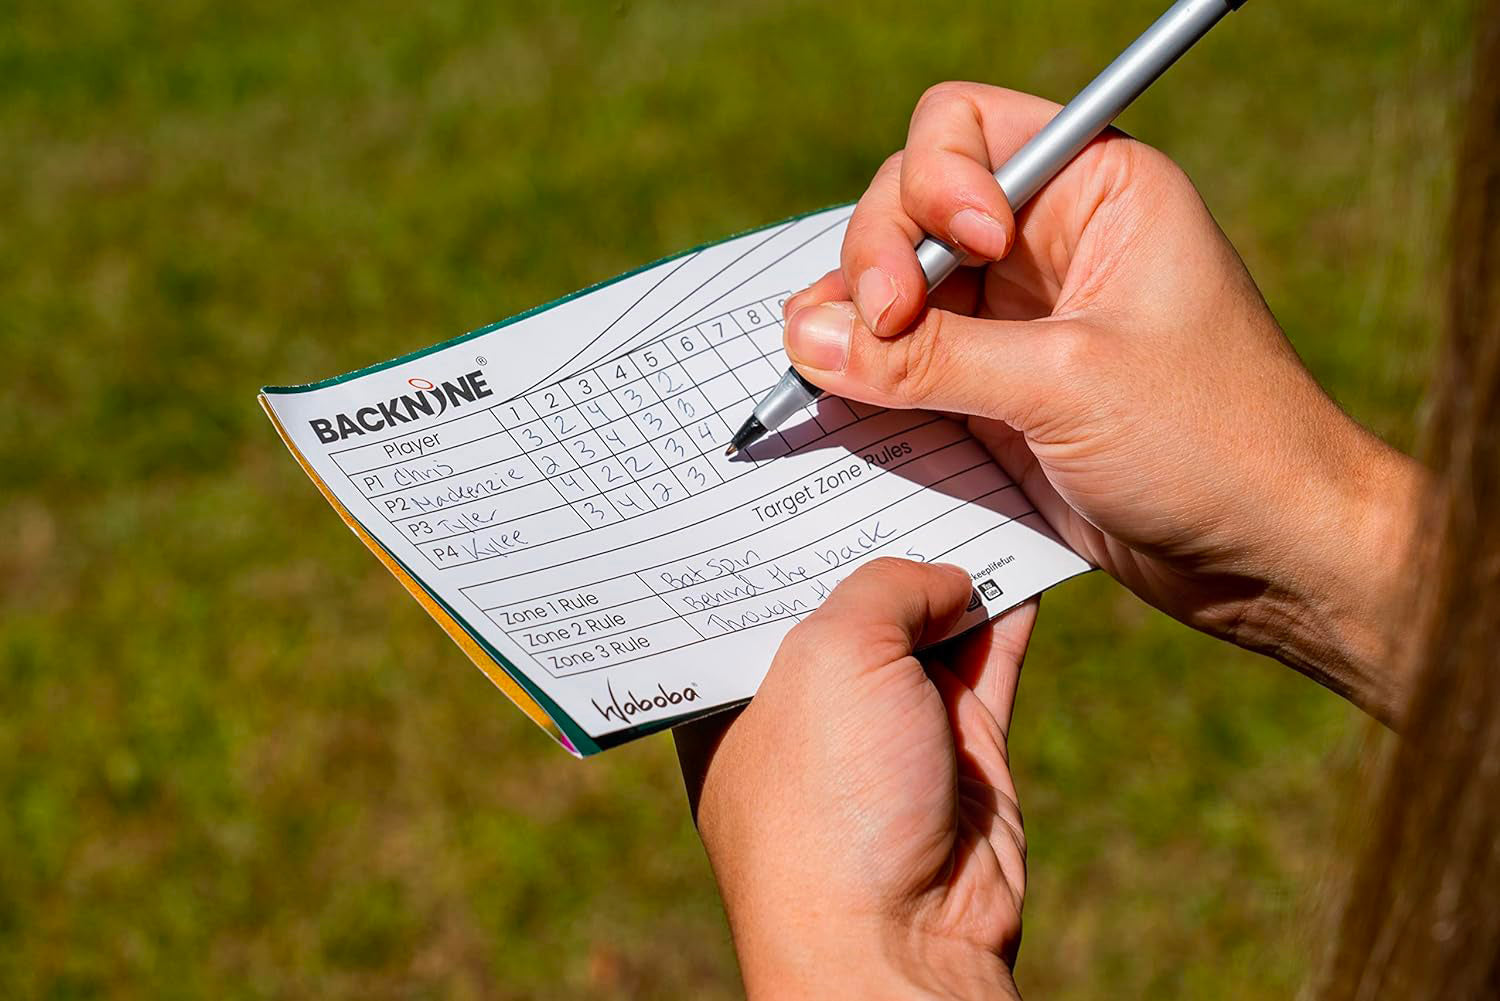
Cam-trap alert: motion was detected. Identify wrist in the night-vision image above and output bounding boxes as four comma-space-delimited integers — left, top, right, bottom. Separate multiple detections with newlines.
1241, 427, 1428, 723
734, 912, 1020, 1001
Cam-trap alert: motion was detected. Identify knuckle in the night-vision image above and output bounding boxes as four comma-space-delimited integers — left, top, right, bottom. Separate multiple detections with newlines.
780, 616, 818, 648
779, 617, 836, 660
861, 555, 915, 579
899, 158, 947, 216
913, 80, 970, 118
880, 311, 948, 406
1089, 134, 1192, 206
1129, 139, 1192, 191
1029, 323, 1094, 407
1044, 322, 1091, 373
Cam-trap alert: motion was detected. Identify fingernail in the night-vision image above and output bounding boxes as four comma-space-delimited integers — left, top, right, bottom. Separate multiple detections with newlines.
785, 303, 852, 372
855, 268, 898, 332
948, 208, 1009, 257
935, 562, 971, 581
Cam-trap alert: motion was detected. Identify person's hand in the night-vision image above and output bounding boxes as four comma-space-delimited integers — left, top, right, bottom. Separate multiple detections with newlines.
782, 83, 1427, 723
676, 559, 1036, 1001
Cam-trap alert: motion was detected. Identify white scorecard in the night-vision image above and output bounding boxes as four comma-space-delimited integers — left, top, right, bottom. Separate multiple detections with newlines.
261, 206, 1090, 756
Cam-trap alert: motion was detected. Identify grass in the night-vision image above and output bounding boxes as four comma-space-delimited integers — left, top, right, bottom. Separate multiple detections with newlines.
0, 0, 1475, 996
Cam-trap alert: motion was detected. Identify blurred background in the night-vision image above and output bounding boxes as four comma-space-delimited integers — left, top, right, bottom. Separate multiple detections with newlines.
0, 0, 1476, 997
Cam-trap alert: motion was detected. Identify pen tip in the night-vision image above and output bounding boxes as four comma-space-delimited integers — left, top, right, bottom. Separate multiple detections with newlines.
726, 415, 767, 457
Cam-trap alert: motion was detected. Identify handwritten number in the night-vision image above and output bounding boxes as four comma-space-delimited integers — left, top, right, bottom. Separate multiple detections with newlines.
603, 464, 621, 484
584, 501, 605, 522
617, 493, 639, 511
653, 483, 671, 503
523, 428, 544, 447
645, 413, 663, 432
688, 465, 706, 485
542, 455, 559, 475
552, 414, 577, 436
625, 388, 643, 409
675, 397, 695, 419
625, 455, 653, 475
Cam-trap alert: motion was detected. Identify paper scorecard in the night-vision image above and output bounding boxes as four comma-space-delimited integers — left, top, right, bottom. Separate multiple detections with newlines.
260, 205, 1091, 756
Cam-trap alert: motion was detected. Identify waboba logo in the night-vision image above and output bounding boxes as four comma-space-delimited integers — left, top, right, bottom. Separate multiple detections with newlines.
592, 679, 701, 724
308, 369, 493, 443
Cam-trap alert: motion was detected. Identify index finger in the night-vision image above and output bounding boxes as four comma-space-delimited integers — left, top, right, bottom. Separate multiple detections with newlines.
900, 82, 1022, 260
838, 153, 929, 338
931, 597, 1039, 736
838, 83, 1068, 337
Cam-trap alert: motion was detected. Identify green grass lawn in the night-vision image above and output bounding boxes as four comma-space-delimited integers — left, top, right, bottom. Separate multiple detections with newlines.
0, 0, 1474, 997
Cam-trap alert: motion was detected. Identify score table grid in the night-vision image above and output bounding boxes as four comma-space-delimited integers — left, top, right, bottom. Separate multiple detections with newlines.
332, 292, 860, 568
325, 291, 1042, 684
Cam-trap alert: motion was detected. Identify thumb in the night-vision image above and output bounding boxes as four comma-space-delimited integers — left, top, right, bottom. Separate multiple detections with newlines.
796, 558, 975, 670
783, 299, 1081, 428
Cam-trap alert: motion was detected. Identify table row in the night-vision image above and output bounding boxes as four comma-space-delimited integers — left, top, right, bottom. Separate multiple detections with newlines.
331, 294, 791, 477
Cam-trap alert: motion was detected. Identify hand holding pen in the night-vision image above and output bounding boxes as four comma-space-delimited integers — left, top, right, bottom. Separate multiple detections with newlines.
729, 20, 1425, 721
728, 0, 1250, 454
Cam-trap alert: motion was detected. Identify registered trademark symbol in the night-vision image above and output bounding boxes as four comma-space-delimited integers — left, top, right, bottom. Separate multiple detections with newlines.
475, 355, 488, 366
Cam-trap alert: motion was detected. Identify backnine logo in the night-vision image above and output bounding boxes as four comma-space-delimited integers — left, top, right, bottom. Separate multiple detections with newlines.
591, 679, 701, 724
309, 370, 494, 443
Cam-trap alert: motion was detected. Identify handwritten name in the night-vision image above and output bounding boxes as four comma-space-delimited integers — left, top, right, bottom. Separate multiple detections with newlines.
392, 462, 455, 486
456, 528, 526, 561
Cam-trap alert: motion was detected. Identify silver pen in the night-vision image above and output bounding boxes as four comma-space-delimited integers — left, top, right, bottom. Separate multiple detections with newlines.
727, 0, 1249, 456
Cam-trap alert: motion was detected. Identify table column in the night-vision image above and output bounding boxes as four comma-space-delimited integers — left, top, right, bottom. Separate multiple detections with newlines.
697, 307, 794, 458
566, 366, 662, 518
632, 332, 725, 499
741, 294, 861, 441
331, 405, 591, 568
477, 573, 704, 677
521, 383, 624, 529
